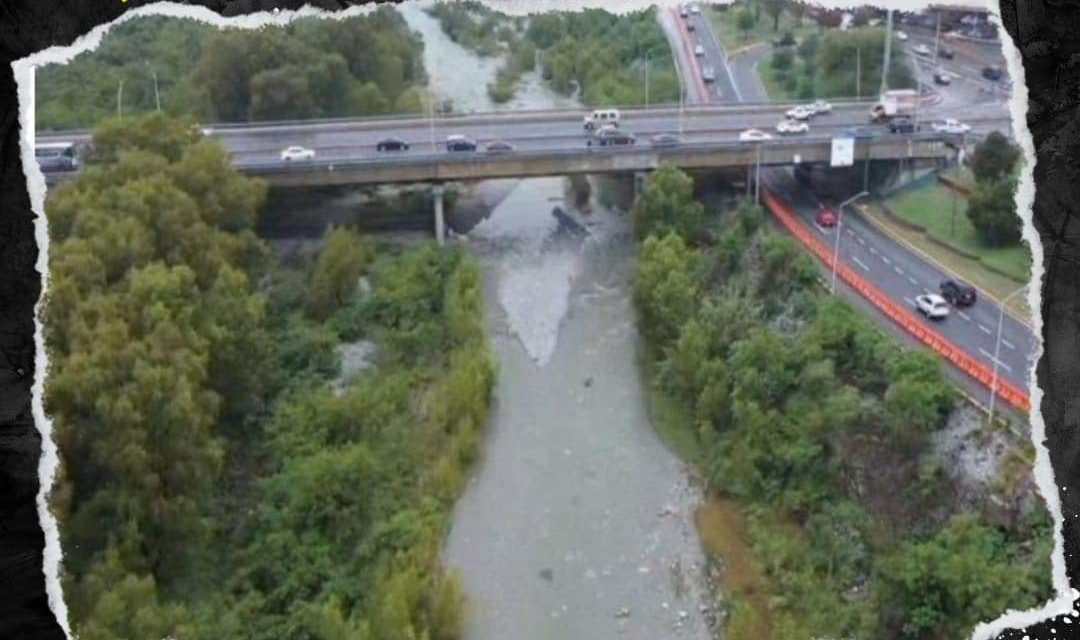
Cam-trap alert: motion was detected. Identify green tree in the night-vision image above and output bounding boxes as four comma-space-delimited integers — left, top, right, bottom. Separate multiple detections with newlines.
763, 0, 787, 30
971, 131, 1021, 184
632, 164, 707, 242
634, 232, 701, 347
736, 9, 758, 33
966, 175, 1022, 246
308, 226, 374, 320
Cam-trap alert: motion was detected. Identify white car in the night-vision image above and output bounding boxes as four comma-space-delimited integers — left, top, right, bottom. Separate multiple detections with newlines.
739, 129, 773, 142
776, 119, 809, 135
915, 294, 950, 320
786, 105, 814, 121
809, 100, 832, 114
689, 4, 700, 14
280, 145, 315, 162
913, 43, 932, 57
695, 44, 705, 56
932, 118, 972, 134
896, 30, 909, 41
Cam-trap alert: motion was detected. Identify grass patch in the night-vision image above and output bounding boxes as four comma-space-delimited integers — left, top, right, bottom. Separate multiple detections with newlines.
885, 182, 1032, 283
639, 342, 706, 465
708, 4, 819, 52
758, 57, 799, 100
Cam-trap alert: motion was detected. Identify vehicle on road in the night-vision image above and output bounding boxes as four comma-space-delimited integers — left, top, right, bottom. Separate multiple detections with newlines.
913, 43, 932, 57
895, 30, 909, 41
773, 32, 796, 47
701, 66, 715, 82
694, 44, 705, 56
776, 119, 809, 135
689, 4, 700, 14
484, 140, 515, 154
982, 65, 1004, 81
786, 105, 814, 120
649, 133, 682, 148
679, 5, 688, 17
280, 145, 315, 162
915, 293, 950, 320
933, 69, 952, 85
738, 128, 773, 142
376, 137, 409, 152
35, 141, 79, 172
815, 205, 838, 227
584, 108, 620, 131
932, 118, 971, 134
687, 21, 696, 31
870, 88, 918, 122
588, 128, 636, 147
809, 99, 832, 114
446, 135, 478, 152
938, 45, 955, 59
940, 280, 977, 306
888, 116, 916, 134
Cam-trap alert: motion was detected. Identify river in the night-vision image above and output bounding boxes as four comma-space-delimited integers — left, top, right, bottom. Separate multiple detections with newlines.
398, 5, 713, 639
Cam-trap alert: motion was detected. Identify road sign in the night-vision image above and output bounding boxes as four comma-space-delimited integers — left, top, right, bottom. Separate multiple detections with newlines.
831, 137, 855, 166
793, 154, 801, 164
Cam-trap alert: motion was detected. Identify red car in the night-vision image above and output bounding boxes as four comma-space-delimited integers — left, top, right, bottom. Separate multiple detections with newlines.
816, 205, 838, 227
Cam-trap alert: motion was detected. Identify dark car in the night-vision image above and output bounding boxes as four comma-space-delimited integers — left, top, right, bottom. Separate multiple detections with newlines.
35, 143, 79, 172
445, 135, 478, 152
484, 140, 515, 154
376, 137, 409, 152
587, 128, 636, 147
982, 65, 1004, 81
773, 31, 796, 47
889, 116, 916, 134
938, 45, 955, 59
940, 280, 977, 306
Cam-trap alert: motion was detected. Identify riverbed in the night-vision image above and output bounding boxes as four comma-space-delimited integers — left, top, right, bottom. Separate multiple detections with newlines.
396, 4, 714, 639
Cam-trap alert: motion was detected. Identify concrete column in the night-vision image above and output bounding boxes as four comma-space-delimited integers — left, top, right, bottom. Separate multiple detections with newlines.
433, 184, 445, 246
633, 172, 647, 200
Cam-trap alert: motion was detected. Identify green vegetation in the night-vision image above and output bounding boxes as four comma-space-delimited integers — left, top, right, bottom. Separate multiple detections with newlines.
967, 131, 1025, 246
761, 27, 915, 100
36, 10, 427, 130
46, 113, 495, 640
708, 0, 818, 51
885, 180, 1031, 283
427, 3, 679, 106
632, 164, 1052, 640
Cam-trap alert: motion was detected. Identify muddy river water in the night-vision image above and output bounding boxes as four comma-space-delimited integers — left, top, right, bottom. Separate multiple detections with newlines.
399, 4, 713, 638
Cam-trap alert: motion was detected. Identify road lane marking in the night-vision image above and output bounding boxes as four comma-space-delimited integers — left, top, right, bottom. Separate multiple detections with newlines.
904, 297, 916, 306
923, 287, 934, 295
957, 310, 971, 322
1002, 338, 1016, 350
856, 236, 866, 245
894, 266, 904, 276
868, 246, 878, 255
882, 255, 892, 265
845, 228, 855, 236
907, 276, 918, 286
979, 348, 1013, 373
978, 324, 993, 335
852, 256, 871, 271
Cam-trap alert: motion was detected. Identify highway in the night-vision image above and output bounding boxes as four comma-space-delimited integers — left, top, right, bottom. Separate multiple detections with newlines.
38, 100, 1008, 174
684, 5, 1036, 411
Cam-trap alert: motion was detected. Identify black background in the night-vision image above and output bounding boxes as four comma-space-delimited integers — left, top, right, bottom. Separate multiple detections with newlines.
0, 1, 1076, 638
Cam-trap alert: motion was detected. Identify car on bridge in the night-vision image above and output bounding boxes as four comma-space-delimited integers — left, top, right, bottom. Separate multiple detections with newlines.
940, 279, 977, 307
588, 128, 636, 147
913, 43, 932, 57
786, 105, 815, 121
738, 128, 773, 142
280, 146, 315, 162
932, 118, 971, 134
649, 133, 681, 148
933, 70, 952, 85
889, 116, 917, 134
809, 99, 832, 114
584, 108, 620, 131
484, 140, 515, 154
915, 293, 950, 320
446, 135, 478, 152
376, 137, 410, 152
938, 45, 955, 59
776, 119, 809, 135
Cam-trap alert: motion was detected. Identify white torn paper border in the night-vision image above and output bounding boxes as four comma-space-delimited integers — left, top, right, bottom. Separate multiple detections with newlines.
10, 0, 1067, 638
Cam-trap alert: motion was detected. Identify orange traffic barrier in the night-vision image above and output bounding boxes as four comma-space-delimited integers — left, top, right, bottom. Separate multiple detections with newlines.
761, 188, 1031, 412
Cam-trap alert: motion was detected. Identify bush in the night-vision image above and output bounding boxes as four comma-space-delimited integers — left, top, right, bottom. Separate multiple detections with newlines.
736, 9, 758, 32
772, 50, 794, 70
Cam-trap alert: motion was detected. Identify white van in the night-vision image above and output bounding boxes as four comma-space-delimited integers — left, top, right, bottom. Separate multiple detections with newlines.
583, 108, 621, 130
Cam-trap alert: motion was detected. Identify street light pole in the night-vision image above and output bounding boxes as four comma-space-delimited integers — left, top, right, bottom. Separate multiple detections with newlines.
988, 285, 1027, 426
645, 53, 650, 110
117, 78, 124, 120
881, 8, 894, 95
754, 145, 762, 203
856, 44, 861, 100
831, 191, 869, 293
152, 69, 161, 112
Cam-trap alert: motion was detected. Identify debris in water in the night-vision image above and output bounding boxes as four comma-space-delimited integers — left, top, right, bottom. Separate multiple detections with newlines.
584, 376, 593, 387
615, 607, 631, 619
539, 568, 554, 582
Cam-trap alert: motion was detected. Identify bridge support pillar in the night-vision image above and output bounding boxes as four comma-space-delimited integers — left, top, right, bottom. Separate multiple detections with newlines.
433, 185, 445, 246
633, 171, 648, 200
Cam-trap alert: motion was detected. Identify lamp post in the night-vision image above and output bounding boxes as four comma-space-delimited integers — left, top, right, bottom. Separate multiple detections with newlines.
831, 191, 869, 293
988, 284, 1028, 426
